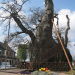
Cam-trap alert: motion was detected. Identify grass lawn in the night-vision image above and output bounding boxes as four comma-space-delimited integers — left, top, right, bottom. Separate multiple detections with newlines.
65, 70, 75, 75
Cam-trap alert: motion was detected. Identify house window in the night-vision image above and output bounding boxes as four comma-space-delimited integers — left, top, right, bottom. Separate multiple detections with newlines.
0, 50, 2, 55
4, 50, 7, 56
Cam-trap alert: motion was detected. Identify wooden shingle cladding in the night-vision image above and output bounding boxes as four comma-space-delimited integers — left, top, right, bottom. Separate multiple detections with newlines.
0, 42, 18, 66
0, 42, 5, 56
0, 42, 15, 58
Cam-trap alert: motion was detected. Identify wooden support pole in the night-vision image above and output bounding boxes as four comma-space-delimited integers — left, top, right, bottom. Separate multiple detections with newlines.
53, 20, 73, 70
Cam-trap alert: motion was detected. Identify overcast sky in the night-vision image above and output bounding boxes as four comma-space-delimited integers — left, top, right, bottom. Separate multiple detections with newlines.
0, 0, 75, 57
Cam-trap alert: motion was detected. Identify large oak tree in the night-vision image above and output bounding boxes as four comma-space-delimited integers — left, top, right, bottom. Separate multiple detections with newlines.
0, 0, 72, 71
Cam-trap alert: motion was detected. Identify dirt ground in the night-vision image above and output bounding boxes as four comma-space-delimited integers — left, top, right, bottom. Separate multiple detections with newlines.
58, 73, 68, 75
0, 72, 18, 75
0, 69, 68, 75
0, 69, 24, 75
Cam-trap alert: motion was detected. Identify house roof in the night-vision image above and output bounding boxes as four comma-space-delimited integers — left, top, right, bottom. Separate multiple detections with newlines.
0, 42, 15, 53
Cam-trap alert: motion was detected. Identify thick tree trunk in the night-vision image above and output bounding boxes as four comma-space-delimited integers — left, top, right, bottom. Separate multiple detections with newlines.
33, 0, 72, 71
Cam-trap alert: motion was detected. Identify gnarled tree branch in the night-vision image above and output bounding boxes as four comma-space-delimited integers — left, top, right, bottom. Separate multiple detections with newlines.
11, 31, 24, 37
11, 13, 36, 44
65, 15, 70, 47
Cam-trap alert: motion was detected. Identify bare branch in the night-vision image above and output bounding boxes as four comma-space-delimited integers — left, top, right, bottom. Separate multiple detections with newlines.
7, 32, 24, 42
8, 18, 11, 40
10, 31, 24, 37
0, 18, 7, 25
30, 8, 45, 25
0, 7, 11, 13
3, 24, 9, 33
18, 15, 36, 31
17, 0, 29, 12
65, 15, 70, 47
